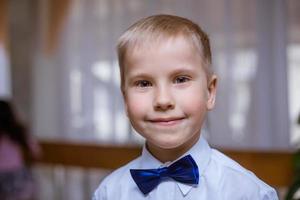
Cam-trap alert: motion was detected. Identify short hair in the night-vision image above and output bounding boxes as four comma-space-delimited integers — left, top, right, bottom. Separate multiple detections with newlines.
117, 14, 212, 91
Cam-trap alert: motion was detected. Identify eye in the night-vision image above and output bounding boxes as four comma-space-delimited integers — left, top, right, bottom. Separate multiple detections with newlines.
135, 80, 152, 88
174, 76, 190, 84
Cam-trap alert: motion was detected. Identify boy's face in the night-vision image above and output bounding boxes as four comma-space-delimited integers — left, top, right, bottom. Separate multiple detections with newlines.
123, 36, 217, 157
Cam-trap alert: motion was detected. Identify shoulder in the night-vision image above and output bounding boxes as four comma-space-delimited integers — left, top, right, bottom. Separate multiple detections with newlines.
206, 149, 278, 199
93, 156, 141, 200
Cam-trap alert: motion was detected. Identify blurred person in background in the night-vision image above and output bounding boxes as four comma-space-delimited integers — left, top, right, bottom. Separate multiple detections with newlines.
0, 99, 41, 200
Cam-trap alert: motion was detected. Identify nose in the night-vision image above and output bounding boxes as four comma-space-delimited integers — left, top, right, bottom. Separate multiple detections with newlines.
153, 85, 175, 111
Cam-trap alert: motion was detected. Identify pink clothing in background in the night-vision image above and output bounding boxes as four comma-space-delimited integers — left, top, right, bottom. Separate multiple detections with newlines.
0, 135, 24, 171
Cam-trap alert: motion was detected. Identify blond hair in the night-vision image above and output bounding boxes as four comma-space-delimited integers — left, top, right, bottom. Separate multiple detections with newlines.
117, 14, 212, 91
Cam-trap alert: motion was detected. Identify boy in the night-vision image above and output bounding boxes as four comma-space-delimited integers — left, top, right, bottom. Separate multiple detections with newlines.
93, 14, 278, 200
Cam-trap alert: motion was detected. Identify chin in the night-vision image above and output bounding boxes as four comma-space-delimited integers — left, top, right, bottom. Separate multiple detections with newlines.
152, 139, 184, 150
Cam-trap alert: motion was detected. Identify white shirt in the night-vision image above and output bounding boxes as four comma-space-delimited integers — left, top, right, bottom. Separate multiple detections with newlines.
93, 136, 278, 200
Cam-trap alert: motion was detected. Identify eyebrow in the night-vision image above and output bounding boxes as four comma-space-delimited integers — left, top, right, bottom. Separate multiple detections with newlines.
126, 66, 197, 81
125, 73, 152, 84
169, 68, 196, 76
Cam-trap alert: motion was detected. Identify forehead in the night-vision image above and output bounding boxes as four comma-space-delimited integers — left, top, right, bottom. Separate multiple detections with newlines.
123, 36, 206, 78
125, 36, 202, 65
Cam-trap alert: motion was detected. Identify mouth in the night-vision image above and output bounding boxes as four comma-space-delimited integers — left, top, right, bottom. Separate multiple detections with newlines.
147, 117, 185, 126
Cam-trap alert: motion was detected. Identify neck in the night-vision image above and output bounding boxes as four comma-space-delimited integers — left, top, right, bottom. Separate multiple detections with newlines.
146, 134, 200, 163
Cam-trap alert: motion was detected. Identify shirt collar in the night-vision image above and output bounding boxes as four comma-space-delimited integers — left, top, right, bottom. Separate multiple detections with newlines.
138, 134, 212, 196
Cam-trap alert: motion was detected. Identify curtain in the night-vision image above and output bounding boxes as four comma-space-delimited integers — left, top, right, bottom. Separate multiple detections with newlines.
0, 0, 10, 99
0, 45, 11, 98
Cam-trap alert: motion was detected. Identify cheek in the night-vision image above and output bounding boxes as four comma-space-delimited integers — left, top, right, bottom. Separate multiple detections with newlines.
181, 97, 207, 114
178, 87, 208, 112
125, 94, 150, 117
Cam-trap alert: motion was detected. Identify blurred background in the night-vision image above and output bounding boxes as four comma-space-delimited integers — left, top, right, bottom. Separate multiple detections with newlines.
0, 0, 299, 199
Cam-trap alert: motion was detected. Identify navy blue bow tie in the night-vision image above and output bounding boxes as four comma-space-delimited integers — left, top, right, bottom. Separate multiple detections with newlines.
130, 155, 199, 195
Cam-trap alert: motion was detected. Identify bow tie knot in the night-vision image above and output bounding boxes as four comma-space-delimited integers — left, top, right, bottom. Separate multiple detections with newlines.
157, 167, 168, 177
130, 155, 199, 195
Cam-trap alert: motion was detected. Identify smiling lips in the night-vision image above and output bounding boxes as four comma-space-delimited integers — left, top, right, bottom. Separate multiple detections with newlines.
148, 117, 185, 126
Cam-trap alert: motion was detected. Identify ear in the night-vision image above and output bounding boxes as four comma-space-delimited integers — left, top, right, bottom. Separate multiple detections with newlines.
122, 90, 130, 117
206, 75, 217, 110
124, 102, 129, 117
